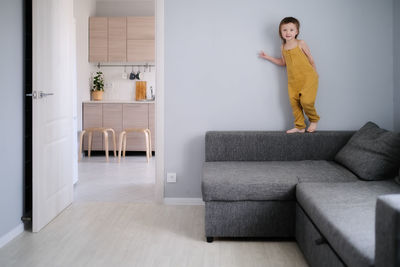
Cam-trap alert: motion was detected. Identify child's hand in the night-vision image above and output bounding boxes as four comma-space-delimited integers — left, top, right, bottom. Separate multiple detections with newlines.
259, 50, 268, 59
259, 50, 285, 66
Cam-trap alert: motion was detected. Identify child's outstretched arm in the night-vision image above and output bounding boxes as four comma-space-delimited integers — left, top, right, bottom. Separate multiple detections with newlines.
299, 40, 317, 73
259, 46, 286, 66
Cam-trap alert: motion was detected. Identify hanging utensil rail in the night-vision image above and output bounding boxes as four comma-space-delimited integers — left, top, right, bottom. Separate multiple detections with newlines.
96, 63, 155, 68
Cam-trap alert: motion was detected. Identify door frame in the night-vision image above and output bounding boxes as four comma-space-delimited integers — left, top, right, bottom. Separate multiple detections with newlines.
155, 0, 165, 203
72, 0, 165, 202
29, 0, 166, 231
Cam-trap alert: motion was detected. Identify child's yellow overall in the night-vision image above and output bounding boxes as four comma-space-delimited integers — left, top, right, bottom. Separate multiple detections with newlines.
282, 46, 320, 129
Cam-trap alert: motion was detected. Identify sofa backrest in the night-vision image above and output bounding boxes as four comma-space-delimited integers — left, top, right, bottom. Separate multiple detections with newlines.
205, 131, 355, 162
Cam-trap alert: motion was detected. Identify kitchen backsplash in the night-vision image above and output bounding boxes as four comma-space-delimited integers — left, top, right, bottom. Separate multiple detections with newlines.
91, 65, 156, 101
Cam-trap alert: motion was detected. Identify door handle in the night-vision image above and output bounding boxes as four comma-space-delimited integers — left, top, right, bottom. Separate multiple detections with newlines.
39, 91, 54, 98
26, 91, 38, 99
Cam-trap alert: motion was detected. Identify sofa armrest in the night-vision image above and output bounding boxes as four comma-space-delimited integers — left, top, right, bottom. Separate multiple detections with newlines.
375, 194, 400, 267
205, 131, 354, 162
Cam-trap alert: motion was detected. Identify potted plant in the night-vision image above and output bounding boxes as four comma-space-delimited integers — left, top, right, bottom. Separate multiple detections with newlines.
91, 71, 104, 101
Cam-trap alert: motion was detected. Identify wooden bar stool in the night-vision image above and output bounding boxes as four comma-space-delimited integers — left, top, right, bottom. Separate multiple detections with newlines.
79, 127, 117, 161
118, 128, 152, 163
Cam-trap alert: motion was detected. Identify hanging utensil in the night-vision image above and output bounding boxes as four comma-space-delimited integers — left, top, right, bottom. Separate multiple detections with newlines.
122, 66, 128, 79
138, 66, 144, 80
129, 66, 135, 80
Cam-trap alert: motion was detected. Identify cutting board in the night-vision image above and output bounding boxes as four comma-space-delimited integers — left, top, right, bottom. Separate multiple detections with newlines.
135, 81, 147, 101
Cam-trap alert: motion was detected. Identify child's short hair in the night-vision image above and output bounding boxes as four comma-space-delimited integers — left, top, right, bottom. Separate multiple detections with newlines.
279, 17, 300, 43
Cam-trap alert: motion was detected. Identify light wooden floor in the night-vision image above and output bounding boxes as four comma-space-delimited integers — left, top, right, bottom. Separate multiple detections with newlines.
0, 155, 309, 267
0, 203, 308, 267
75, 155, 156, 203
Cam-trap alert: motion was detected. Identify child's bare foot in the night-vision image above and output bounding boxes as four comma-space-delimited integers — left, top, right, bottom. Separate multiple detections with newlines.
286, 128, 305, 134
307, 122, 318, 133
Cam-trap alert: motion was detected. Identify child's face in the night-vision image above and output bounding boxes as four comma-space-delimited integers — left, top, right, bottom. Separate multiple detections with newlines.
280, 23, 298, 42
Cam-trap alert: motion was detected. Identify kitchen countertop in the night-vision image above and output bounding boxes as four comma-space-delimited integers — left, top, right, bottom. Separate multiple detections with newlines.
83, 100, 155, 104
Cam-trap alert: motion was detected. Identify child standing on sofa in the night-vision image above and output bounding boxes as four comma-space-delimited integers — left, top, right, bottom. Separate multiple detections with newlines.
259, 17, 320, 133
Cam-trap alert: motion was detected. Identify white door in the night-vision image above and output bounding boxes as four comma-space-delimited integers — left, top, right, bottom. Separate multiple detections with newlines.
32, 0, 74, 232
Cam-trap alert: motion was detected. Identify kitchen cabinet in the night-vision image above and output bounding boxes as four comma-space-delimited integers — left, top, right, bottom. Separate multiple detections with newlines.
83, 102, 155, 152
127, 16, 155, 62
127, 40, 155, 62
89, 16, 155, 63
149, 103, 155, 148
89, 17, 108, 62
122, 104, 148, 151
83, 103, 103, 150
108, 17, 127, 62
102, 104, 123, 151
127, 17, 155, 39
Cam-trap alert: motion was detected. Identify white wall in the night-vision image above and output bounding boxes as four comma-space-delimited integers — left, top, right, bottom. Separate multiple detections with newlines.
0, 0, 23, 238
99, 66, 156, 101
96, 0, 154, 16
74, 0, 97, 131
164, 0, 395, 197
395, 0, 400, 131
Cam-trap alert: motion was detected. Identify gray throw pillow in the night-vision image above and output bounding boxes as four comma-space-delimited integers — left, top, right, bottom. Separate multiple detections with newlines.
334, 122, 400, 181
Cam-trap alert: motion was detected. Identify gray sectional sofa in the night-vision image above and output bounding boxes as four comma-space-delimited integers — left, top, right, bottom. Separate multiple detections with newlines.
202, 125, 400, 267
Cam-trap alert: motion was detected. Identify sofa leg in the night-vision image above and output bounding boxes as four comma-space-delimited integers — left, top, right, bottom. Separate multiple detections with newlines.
206, 236, 214, 243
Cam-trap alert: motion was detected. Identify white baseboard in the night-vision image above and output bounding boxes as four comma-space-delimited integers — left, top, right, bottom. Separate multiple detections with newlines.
0, 223, 24, 249
163, 198, 204, 205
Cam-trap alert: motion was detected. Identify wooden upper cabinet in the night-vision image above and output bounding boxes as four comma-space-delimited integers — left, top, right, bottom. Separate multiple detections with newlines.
127, 40, 155, 62
89, 16, 155, 63
108, 17, 127, 62
127, 17, 155, 40
89, 17, 108, 62
127, 16, 155, 62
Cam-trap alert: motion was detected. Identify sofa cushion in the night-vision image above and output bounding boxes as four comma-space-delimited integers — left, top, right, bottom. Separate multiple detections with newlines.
205, 131, 354, 162
296, 180, 400, 267
202, 160, 357, 201
295, 161, 358, 183
334, 122, 400, 181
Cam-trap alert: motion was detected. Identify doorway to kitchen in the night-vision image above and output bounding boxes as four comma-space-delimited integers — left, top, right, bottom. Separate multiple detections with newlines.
73, 0, 161, 204
22, 0, 164, 232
